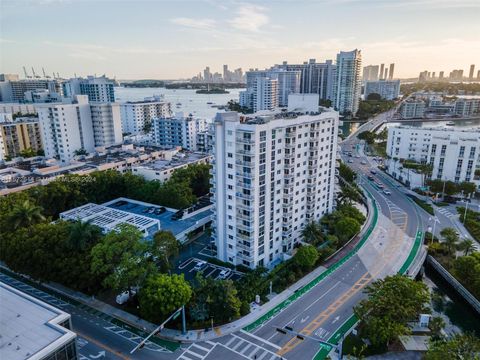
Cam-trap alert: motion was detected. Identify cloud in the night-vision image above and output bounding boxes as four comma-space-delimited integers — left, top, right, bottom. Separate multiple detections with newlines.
229, 4, 269, 32
170, 17, 217, 30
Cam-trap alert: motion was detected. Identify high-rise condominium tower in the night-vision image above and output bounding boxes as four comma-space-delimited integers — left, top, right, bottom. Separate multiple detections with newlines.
333, 49, 362, 115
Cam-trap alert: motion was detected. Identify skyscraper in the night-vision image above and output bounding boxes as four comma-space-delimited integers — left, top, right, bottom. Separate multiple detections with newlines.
469, 64, 476, 80
388, 63, 395, 80
333, 49, 362, 115
362, 65, 380, 82
439, 71, 444, 79
211, 107, 338, 268
379, 64, 385, 80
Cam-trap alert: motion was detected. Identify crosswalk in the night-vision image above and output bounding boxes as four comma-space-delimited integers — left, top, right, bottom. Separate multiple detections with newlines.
219, 332, 282, 360
104, 325, 170, 352
435, 207, 457, 219
177, 341, 217, 360
383, 197, 408, 231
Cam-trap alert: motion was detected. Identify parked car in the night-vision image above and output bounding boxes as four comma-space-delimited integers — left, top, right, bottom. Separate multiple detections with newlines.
370, 170, 377, 175
116, 289, 137, 305
193, 261, 207, 271
218, 269, 231, 279
348, 159, 354, 163
367, 175, 375, 181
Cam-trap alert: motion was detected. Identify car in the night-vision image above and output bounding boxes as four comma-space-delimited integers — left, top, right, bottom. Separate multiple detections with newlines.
361, 160, 367, 165
367, 175, 374, 181
218, 269, 231, 279
348, 159, 354, 163
383, 189, 391, 195
193, 261, 207, 271
116, 289, 137, 305
154, 207, 166, 215
355, 155, 360, 158
375, 182, 384, 189
370, 170, 377, 175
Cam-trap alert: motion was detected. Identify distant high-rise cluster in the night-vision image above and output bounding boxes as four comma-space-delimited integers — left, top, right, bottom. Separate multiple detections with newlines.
418, 64, 479, 82
239, 49, 362, 116
191, 65, 244, 83
362, 62, 395, 81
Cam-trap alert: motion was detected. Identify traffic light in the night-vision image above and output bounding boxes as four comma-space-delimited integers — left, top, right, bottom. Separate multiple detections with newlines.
276, 328, 287, 334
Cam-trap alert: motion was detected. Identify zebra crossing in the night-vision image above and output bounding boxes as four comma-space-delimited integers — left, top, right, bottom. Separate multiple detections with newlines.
104, 325, 170, 352
435, 206, 457, 219
219, 332, 282, 360
383, 197, 408, 231
177, 341, 217, 360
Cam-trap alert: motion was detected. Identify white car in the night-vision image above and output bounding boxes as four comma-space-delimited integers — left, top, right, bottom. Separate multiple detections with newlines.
116, 289, 137, 305
218, 269, 231, 279
383, 189, 392, 195
193, 261, 207, 271
361, 160, 367, 165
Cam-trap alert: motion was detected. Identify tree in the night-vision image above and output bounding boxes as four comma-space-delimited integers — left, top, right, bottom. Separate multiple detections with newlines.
354, 275, 430, 347
367, 93, 382, 101
339, 162, 357, 183
428, 316, 445, 340
301, 222, 323, 245
151, 230, 180, 271
67, 220, 102, 252
138, 274, 192, 323
452, 254, 480, 297
458, 181, 477, 196
440, 227, 460, 256
19, 147, 37, 158
74, 148, 88, 156
190, 274, 241, 323
294, 245, 319, 269
9, 200, 45, 229
90, 224, 156, 294
338, 186, 361, 205
357, 131, 376, 145
236, 267, 268, 304
335, 217, 361, 244
458, 239, 475, 256
425, 333, 480, 360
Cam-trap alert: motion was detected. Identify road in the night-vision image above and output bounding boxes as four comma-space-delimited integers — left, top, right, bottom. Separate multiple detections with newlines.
1, 109, 426, 360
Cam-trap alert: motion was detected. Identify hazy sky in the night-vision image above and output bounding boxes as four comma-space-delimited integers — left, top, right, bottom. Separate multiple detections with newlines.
1, 0, 479, 80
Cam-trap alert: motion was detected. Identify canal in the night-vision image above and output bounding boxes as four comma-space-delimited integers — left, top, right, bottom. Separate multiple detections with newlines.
423, 263, 480, 337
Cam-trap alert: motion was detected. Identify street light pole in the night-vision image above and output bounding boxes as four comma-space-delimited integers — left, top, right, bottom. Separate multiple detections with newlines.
463, 193, 472, 223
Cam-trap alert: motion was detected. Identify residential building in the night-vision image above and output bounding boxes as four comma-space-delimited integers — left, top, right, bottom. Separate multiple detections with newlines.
333, 49, 362, 115
362, 65, 380, 82
379, 64, 385, 80
0, 77, 63, 102
24, 89, 62, 103
386, 126, 480, 188
469, 64, 475, 80
132, 151, 211, 182
36, 95, 95, 163
63, 76, 115, 103
400, 101, 426, 119
0, 117, 43, 158
90, 102, 123, 147
0, 103, 37, 115
120, 96, 171, 135
211, 107, 338, 269
252, 77, 278, 112
364, 80, 401, 100
0, 282, 78, 360
152, 113, 208, 151
388, 63, 395, 80
454, 98, 480, 117
277, 59, 336, 102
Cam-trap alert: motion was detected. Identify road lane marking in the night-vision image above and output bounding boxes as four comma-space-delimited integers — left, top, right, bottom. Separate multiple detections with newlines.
239, 330, 281, 350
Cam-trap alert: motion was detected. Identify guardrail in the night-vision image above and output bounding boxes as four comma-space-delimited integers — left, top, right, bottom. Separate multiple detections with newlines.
427, 255, 480, 314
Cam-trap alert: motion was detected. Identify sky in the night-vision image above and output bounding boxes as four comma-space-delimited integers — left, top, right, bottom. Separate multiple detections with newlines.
1, 0, 479, 80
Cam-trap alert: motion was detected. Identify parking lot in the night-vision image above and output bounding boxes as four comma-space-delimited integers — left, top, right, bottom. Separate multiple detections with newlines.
178, 257, 243, 282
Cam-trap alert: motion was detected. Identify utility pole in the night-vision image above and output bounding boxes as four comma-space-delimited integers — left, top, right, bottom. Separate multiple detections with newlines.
181, 305, 187, 335
463, 193, 472, 223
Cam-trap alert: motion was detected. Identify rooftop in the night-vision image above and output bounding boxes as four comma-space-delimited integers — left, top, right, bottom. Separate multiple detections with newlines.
0, 282, 76, 360
135, 152, 210, 171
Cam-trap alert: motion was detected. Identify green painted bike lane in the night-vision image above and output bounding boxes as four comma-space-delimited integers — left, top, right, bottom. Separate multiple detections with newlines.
243, 190, 379, 333
312, 230, 424, 359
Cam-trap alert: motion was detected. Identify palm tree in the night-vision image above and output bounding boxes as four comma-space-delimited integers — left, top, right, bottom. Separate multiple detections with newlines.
458, 239, 475, 256
301, 222, 323, 245
68, 220, 102, 251
440, 227, 459, 256
338, 186, 361, 205
10, 200, 45, 229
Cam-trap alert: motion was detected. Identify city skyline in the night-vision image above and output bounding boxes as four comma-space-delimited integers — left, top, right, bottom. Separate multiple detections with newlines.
1, 0, 480, 80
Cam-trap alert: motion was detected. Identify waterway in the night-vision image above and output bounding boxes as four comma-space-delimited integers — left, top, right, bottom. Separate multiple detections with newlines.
115, 86, 242, 119
422, 263, 480, 336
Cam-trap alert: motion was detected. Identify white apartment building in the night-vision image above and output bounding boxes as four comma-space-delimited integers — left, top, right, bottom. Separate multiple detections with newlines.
333, 49, 362, 115
400, 101, 426, 119
152, 113, 208, 151
37, 95, 95, 163
90, 103, 123, 147
120, 96, 172, 135
386, 126, 480, 188
362, 65, 380, 82
252, 77, 278, 113
454, 98, 480, 117
364, 80, 400, 100
211, 109, 338, 269
63, 76, 115, 103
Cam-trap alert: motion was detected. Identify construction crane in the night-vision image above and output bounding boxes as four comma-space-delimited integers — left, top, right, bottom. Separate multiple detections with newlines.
42, 67, 51, 79
23, 66, 31, 79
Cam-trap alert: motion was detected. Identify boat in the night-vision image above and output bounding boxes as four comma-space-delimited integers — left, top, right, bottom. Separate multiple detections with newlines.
446, 121, 455, 126
206, 101, 214, 105
176, 102, 182, 106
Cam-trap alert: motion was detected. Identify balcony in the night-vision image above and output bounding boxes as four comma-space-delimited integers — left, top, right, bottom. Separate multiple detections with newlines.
236, 159, 255, 167
237, 212, 254, 222
236, 192, 254, 201
236, 222, 254, 232
236, 180, 254, 190
236, 137, 255, 144
236, 148, 255, 156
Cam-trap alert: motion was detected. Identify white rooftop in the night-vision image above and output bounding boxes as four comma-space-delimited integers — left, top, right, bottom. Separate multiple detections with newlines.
59, 203, 160, 236
0, 282, 76, 360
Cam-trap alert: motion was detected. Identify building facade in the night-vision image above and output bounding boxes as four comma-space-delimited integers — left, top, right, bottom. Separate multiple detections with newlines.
400, 101, 426, 119
211, 110, 338, 269
63, 76, 115, 103
386, 126, 480, 188
364, 80, 401, 100
362, 65, 380, 82
333, 49, 362, 115
120, 96, 172, 135
0, 117, 43, 158
152, 114, 208, 151
454, 98, 480, 117
37, 95, 95, 163
90, 103, 123, 147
